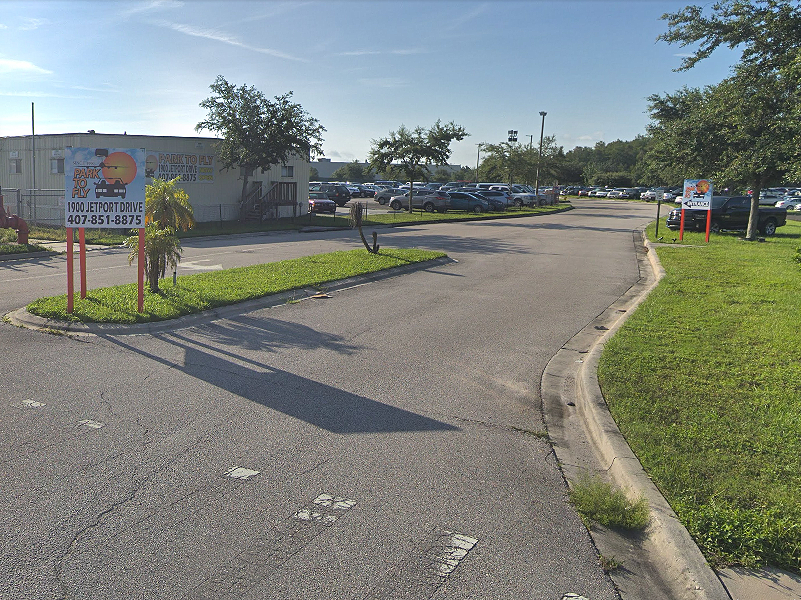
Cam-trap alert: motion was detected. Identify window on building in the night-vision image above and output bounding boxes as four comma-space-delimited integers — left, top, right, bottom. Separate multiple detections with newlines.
281, 165, 294, 177
9, 158, 22, 174
51, 158, 64, 174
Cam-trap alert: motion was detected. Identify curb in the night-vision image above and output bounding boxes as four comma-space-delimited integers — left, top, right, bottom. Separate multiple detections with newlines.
4, 256, 455, 336
541, 229, 730, 600
0, 250, 60, 261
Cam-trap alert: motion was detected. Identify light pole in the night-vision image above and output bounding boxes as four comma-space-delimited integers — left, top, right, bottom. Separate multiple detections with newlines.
535, 111, 547, 199
475, 143, 483, 183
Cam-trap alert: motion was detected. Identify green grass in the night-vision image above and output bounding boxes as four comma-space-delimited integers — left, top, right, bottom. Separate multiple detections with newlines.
0, 228, 54, 254
569, 474, 650, 530
26, 248, 445, 324
598, 220, 801, 571
12, 203, 571, 247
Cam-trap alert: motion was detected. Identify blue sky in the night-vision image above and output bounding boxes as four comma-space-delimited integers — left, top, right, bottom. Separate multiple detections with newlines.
1, 0, 740, 168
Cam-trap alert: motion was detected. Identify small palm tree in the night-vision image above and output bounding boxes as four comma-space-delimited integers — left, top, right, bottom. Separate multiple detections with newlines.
125, 223, 183, 293
145, 176, 195, 231
126, 177, 195, 293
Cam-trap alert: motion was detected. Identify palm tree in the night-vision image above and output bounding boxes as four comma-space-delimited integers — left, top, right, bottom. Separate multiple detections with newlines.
125, 177, 195, 293
145, 176, 195, 231
125, 223, 183, 293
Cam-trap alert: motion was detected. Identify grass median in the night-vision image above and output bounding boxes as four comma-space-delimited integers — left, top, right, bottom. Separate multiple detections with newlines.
598, 221, 801, 572
26, 248, 445, 324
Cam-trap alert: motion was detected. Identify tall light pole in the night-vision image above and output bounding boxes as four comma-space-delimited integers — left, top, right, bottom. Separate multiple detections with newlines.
475, 143, 483, 183
535, 111, 547, 199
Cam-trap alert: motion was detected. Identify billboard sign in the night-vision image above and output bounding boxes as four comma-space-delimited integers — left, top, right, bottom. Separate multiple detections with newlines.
145, 151, 215, 184
682, 179, 713, 210
65, 147, 146, 228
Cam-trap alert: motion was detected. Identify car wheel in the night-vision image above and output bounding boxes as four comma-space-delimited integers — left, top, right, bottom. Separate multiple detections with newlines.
390, 200, 402, 211
514, 199, 523, 207
423, 202, 435, 213
760, 219, 777, 236
378, 197, 386, 205
473, 205, 483, 213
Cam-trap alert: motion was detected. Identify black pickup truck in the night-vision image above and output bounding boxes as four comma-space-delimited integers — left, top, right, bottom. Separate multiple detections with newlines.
666, 195, 787, 236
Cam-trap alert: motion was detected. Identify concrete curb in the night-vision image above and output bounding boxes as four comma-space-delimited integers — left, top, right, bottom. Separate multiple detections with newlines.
541, 229, 730, 600
4, 256, 455, 337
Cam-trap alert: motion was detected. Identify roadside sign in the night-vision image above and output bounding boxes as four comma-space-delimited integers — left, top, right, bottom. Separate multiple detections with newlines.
65, 147, 146, 228
682, 179, 713, 210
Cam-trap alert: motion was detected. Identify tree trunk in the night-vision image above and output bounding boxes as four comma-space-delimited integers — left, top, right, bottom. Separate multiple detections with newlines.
240, 171, 250, 216
745, 182, 761, 240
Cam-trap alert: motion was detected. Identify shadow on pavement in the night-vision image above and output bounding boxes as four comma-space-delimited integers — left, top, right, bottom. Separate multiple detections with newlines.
102, 317, 459, 435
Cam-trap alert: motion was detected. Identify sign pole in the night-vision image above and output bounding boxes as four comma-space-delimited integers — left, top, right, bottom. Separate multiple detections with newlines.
79, 227, 87, 299
679, 208, 686, 241
138, 227, 145, 313
66, 228, 74, 314
705, 210, 712, 243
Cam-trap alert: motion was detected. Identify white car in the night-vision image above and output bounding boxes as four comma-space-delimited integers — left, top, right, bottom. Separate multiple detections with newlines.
775, 197, 801, 210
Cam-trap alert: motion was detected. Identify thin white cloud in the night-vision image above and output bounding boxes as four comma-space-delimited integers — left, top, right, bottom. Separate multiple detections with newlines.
18, 18, 49, 31
443, 3, 490, 32
357, 77, 409, 89
390, 48, 426, 55
157, 21, 307, 62
340, 50, 381, 57
0, 24, 8, 30
0, 91, 91, 99
0, 59, 52, 75
338, 48, 426, 57
121, 1, 184, 17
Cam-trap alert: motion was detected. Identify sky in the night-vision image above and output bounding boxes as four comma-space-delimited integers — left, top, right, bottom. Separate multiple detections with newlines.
1, 0, 741, 169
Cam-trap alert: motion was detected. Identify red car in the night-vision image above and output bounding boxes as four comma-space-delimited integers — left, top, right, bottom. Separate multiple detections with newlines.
309, 191, 336, 214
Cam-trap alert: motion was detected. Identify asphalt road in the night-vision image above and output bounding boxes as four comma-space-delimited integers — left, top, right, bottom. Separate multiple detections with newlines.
1, 199, 659, 600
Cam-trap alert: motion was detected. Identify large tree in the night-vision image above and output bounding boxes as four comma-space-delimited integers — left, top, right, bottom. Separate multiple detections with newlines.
368, 121, 467, 212
656, 0, 801, 239
195, 75, 325, 205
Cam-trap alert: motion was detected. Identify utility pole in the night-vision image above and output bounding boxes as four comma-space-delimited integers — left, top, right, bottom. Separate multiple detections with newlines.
475, 143, 483, 183
535, 111, 547, 199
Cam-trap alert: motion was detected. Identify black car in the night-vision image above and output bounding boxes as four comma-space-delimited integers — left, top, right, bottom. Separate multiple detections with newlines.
310, 183, 351, 206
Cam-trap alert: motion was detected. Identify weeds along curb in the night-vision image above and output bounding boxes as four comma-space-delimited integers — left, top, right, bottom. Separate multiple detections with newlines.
541, 229, 730, 600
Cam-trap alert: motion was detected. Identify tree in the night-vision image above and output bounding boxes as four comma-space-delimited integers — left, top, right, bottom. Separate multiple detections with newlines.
309, 166, 319, 181
145, 176, 195, 231
332, 160, 373, 183
125, 223, 183, 294
656, 0, 801, 239
368, 121, 468, 212
195, 75, 325, 205
123, 177, 194, 293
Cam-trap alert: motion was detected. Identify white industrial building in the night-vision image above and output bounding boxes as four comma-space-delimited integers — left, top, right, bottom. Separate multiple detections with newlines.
0, 132, 311, 225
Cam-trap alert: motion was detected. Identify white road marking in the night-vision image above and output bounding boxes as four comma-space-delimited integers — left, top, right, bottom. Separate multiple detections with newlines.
224, 466, 260, 480
22, 399, 46, 408
77, 419, 105, 429
179, 260, 223, 271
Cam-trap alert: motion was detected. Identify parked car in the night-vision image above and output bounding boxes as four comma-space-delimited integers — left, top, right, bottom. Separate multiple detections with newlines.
447, 191, 492, 213
374, 187, 404, 205
388, 189, 451, 212
310, 183, 351, 206
308, 191, 336, 214
463, 190, 506, 211
470, 188, 514, 207
606, 188, 627, 199
666, 195, 787, 235
358, 185, 375, 197
776, 196, 801, 210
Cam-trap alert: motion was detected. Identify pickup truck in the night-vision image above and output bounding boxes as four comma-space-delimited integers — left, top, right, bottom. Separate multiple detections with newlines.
666, 195, 787, 236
